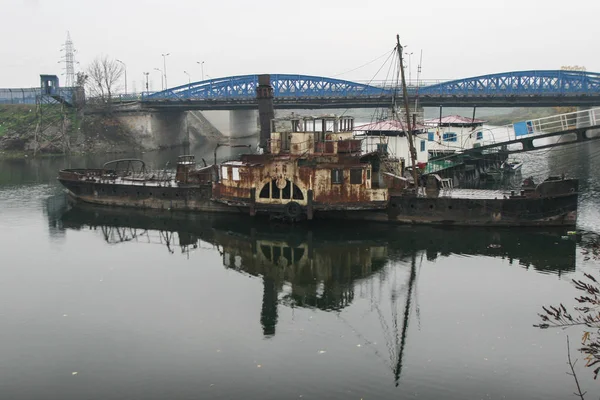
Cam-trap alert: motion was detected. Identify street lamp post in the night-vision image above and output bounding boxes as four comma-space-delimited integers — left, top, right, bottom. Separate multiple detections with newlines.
143, 72, 150, 93
183, 71, 191, 84
197, 61, 205, 81
116, 59, 127, 94
161, 53, 170, 89
154, 68, 164, 91
405, 52, 414, 85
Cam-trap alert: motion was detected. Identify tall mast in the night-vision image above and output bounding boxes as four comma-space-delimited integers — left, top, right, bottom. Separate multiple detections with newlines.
396, 35, 419, 189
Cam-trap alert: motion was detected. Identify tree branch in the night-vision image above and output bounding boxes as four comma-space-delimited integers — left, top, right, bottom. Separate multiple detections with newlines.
566, 336, 587, 400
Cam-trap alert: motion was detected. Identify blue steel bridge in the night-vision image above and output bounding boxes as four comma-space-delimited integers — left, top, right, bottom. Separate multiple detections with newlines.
140, 70, 600, 109
2, 70, 600, 108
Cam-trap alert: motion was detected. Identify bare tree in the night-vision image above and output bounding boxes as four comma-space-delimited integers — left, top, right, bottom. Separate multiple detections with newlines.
86, 55, 124, 104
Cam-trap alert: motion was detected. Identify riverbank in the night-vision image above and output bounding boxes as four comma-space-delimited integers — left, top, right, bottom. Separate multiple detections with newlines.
0, 104, 142, 158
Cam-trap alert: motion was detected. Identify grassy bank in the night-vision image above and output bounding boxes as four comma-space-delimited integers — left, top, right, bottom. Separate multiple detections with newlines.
0, 104, 136, 156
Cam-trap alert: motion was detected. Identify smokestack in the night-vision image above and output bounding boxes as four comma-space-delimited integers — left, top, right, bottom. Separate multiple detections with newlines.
257, 74, 274, 152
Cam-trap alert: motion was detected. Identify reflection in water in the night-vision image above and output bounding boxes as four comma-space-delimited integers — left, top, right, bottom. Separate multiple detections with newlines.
53, 199, 577, 386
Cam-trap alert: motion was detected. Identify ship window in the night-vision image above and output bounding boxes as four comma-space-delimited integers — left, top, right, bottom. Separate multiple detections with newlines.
420, 140, 426, 152
221, 166, 229, 180
282, 180, 291, 199
272, 181, 281, 199
350, 168, 362, 184
331, 169, 343, 184
292, 184, 304, 200
366, 169, 371, 180
232, 167, 240, 181
259, 181, 271, 199
443, 132, 457, 142
476, 131, 483, 140
428, 131, 434, 141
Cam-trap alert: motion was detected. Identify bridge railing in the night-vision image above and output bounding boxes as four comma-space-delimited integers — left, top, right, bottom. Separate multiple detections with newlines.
0, 87, 78, 105
0, 88, 41, 105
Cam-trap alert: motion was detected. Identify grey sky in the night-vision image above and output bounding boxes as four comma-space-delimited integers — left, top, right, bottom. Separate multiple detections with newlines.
2, 0, 599, 90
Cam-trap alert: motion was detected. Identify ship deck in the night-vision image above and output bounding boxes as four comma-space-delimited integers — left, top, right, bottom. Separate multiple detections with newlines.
415, 188, 516, 200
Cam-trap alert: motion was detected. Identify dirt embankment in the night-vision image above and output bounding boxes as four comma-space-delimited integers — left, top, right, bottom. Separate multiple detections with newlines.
0, 105, 140, 156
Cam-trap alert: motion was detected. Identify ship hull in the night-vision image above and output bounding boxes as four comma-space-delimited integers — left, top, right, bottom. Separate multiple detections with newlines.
59, 177, 578, 227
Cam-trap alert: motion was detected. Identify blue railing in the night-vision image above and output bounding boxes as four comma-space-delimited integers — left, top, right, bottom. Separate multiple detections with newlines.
141, 70, 600, 102
143, 74, 394, 101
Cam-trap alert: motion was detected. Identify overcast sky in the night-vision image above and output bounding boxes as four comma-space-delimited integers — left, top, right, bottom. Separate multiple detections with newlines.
2, 0, 599, 91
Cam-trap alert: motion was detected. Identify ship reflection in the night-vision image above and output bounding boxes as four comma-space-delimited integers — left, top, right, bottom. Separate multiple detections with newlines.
55, 200, 577, 385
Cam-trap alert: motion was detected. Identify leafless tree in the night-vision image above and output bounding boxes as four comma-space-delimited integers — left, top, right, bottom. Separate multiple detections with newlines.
535, 232, 600, 398
86, 55, 124, 104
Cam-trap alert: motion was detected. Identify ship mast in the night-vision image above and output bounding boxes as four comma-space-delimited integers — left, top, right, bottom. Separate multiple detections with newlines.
396, 35, 419, 189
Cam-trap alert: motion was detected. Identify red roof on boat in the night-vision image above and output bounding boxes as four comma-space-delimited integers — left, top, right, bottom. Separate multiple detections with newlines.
354, 119, 428, 132
424, 115, 486, 125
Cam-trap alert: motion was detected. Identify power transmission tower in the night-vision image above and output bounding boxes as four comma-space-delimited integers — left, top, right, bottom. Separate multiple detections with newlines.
60, 32, 77, 87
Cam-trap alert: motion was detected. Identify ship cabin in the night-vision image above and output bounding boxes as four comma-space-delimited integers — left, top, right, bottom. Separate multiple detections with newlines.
354, 119, 429, 165
424, 115, 487, 159
212, 115, 393, 219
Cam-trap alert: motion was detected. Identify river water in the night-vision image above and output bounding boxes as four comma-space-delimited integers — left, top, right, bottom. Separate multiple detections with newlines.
1, 139, 599, 399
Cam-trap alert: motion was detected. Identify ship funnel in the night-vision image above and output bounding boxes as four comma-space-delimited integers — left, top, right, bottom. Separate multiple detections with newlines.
257, 74, 274, 153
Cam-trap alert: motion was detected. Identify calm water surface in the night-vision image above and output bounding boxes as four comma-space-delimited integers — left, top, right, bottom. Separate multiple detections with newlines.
1, 141, 599, 399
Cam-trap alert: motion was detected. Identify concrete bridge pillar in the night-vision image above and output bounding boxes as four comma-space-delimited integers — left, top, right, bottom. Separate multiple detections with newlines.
229, 109, 259, 138
116, 110, 188, 150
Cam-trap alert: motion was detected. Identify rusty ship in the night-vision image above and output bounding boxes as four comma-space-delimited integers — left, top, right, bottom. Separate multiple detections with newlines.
57, 41, 579, 227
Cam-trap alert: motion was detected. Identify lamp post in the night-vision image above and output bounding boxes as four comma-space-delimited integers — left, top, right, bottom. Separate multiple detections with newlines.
116, 59, 127, 94
197, 61, 205, 81
161, 53, 170, 89
405, 52, 414, 85
183, 70, 191, 84
143, 72, 150, 93
154, 68, 164, 90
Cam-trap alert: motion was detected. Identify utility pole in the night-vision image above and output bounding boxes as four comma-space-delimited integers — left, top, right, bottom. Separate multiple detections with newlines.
116, 59, 127, 94
161, 53, 170, 88
60, 32, 77, 87
405, 52, 413, 86
143, 72, 150, 92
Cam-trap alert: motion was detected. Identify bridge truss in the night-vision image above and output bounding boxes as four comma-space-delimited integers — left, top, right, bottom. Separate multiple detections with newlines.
145, 74, 391, 101
418, 70, 600, 96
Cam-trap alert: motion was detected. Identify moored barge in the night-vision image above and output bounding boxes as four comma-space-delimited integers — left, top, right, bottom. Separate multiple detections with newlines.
58, 112, 578, 227
57, 43, 579, 228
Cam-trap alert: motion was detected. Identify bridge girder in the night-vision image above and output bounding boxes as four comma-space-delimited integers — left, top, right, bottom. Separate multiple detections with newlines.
140, 70, 600, 109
